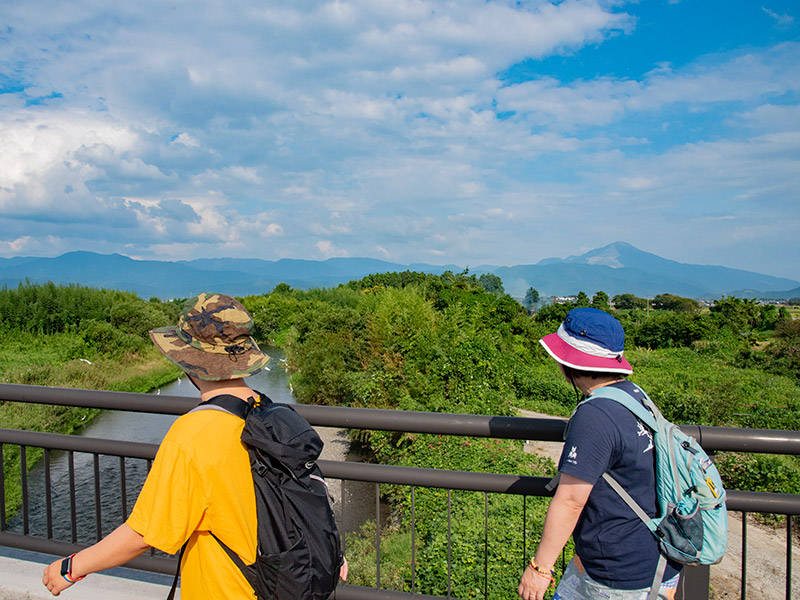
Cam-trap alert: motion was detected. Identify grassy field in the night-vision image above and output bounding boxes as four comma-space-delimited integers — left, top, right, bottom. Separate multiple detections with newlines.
0, 332, 180, 514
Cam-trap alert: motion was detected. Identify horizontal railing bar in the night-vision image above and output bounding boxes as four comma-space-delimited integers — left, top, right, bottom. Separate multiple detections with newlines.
0, 531, 177, 574
0, 383, 196, 415
725, 490, 800, 515
0, 384, 567, 441
681, 425, 800, 455
319, 460, 554, 495
0, 429, 157, 460
3, 384, 800, 455
3, 427, 800, 514
297, 405, 569, 441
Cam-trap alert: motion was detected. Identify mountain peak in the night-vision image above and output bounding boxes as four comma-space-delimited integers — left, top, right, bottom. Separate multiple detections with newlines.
562, 242, 649, 269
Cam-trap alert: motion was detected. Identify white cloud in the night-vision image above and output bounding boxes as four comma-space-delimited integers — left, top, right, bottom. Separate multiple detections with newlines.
0, 2, 797, 279
496, 43, 800, 132
762, 6, 795, 26
316, 239, 349, 258
0, 236, 35, 254
171, 133, 202, 148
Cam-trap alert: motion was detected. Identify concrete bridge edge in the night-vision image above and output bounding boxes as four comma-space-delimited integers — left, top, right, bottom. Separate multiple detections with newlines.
0, 547, 176, 600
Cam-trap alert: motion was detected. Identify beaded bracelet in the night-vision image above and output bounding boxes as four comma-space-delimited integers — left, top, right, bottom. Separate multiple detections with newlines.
528, 558, 555, 588
61, 553, 86, 584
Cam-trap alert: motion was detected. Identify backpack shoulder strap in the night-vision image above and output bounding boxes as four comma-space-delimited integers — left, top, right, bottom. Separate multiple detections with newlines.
593, 386, 668, 600
202, 393, 258, 420
588, 385, 658, 431
586, 384, 661, 528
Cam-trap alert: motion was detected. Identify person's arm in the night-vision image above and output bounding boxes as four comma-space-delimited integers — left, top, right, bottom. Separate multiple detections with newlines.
42, 523, 151, 596
517, 473, 593, 600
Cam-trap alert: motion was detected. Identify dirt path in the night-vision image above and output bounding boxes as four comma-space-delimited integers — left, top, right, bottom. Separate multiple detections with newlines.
315, 425, 351, 507
711, 512, 799, 599
517, 409, 800, 599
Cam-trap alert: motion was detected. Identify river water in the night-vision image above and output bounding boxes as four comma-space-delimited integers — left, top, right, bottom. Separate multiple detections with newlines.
7, 348, 377, 543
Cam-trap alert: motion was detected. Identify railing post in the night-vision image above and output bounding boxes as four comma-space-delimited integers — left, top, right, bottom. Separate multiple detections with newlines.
787, 517, 793, 600
676, 564, 710, 600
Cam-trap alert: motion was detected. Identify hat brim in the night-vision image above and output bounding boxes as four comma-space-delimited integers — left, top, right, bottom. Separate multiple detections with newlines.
149, 326, 271, 381
540, 332, 632, 374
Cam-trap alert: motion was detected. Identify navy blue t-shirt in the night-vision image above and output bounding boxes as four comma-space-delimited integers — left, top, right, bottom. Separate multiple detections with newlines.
558, 380, 680, 589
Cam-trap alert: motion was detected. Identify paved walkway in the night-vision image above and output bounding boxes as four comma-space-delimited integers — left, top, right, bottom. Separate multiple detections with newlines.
0, 547, 176, 600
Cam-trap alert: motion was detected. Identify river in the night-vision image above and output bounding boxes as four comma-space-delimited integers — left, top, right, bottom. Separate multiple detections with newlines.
7, 347, 378, 544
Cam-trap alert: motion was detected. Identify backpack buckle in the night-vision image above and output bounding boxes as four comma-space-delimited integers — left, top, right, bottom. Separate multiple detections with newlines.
253, 459, 269, 477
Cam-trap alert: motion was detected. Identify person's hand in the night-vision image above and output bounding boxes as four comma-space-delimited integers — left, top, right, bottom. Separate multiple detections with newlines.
42, 558, 76, 596
339, 556, 349, 581
517, 563, 553, 600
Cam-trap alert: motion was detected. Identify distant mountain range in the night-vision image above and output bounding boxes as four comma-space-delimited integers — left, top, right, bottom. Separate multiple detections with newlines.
1, 242, 798, 301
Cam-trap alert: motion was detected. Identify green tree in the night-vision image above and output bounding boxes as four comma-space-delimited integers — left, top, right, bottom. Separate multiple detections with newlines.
575, 291, 590, 307
763, 319, 800, 380
534, 302, 571, 324
524, 287, 540, 312
628, 312, 716, 349
710, 296, 760, 332
272, 283, 293, 294
478, 273, 504, 295
612, 293, 647, 310
652, 293, 700, 313
591, 291, 609, 310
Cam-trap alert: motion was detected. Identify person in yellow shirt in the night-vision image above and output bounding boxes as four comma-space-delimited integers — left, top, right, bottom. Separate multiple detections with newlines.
42, 293, 347, 598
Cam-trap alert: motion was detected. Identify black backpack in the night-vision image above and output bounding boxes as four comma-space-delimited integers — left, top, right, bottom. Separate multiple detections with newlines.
168, 392, 343, 600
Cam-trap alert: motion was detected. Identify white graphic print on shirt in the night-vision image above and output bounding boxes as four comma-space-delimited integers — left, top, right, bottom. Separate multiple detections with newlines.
637, 421, 654, 453
567, 445, 578, 465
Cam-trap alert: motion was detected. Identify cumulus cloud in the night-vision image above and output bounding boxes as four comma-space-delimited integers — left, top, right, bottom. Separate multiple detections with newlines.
0, 1, 797, 279
316, 239, 349, 258
0, 236, 35, 255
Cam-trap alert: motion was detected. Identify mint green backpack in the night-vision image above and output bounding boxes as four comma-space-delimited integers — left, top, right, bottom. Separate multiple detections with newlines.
588, 386, 728, 600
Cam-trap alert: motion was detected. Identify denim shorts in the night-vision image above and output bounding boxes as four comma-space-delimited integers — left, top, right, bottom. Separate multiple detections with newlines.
553, 557, 680, 600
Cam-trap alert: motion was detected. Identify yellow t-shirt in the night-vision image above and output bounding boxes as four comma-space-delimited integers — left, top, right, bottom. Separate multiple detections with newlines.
127, 407, 257, 599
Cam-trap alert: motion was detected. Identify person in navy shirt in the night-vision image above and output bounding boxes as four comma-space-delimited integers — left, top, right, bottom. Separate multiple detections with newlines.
518, 308, 681, 600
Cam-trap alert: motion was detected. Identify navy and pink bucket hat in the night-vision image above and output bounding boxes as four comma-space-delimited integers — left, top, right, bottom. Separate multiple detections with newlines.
539, 307, 633, 374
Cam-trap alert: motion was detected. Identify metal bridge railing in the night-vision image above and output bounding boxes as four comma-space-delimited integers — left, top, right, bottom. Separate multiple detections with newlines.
1, 383, 799, 600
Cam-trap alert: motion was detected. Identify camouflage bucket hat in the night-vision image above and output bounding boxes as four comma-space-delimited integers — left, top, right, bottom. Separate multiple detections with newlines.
149, 293, 270, 381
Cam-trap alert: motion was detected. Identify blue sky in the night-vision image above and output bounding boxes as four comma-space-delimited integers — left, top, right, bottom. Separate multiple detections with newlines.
1, 1, 799, 280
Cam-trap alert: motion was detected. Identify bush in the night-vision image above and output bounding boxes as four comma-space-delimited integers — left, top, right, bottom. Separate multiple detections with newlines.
533, 303, 571, 324
79, 319, 145, 356
109, 299, 172, 337
716, 453, 800, 495
627, 312, 716, 349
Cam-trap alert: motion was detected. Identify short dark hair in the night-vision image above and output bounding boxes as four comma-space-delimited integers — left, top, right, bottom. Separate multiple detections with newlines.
561, 364, 627, 382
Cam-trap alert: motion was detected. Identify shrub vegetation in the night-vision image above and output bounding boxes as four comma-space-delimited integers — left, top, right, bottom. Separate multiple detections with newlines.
2, 279, 798, 598
0, 283, 183, 514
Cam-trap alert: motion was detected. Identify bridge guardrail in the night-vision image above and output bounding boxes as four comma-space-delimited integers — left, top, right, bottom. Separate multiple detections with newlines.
1, 383, 799, 600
